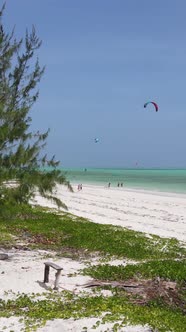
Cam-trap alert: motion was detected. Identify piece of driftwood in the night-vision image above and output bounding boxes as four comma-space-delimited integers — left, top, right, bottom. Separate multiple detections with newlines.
44, 261, 63, 290
82, 280, 142, 289
81, 279, 184, 310
0, 253, 9, 260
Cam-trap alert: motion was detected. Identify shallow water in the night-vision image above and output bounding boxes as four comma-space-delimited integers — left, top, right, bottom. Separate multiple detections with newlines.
62, 168, 186, 194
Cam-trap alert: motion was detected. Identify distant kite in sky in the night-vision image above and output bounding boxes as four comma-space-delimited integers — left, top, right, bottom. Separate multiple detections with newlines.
94, 138, 99, 143
144, 101, 158, 112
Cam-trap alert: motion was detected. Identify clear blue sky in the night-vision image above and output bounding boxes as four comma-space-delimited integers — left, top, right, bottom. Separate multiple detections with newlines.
3, 0, 186, 168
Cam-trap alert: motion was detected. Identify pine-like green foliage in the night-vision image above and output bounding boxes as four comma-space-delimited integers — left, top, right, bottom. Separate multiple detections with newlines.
0, 4, 72, 210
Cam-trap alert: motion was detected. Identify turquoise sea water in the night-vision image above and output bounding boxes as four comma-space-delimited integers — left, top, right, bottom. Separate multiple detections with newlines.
62, 168, 186, 194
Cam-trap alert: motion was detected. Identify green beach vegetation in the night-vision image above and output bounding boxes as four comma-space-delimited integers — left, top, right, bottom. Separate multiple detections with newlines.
0, 206, 186, 331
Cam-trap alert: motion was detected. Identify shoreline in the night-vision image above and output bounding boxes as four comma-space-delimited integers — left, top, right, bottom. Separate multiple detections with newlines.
70, 182, 186, 198
64, 167, 186, 196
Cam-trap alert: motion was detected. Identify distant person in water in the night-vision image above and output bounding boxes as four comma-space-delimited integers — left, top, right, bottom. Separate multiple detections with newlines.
117, 182, 120, 187
108, 182, 111, 188
121, 183, 123, 187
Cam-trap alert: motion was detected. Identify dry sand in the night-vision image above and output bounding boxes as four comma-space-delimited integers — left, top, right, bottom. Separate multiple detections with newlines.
36, 183, 186, 243
1, 183, 185, 331
0, 249, 150, 332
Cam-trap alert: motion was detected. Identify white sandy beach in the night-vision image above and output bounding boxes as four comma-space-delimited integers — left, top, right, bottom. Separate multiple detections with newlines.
1, 184, 186, 331
0, 249, 151, 332
36, 183, 186, 243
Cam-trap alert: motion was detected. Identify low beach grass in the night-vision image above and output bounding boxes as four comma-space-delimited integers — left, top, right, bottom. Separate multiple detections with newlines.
0, 205, 185, 260
0, 290, 186, 332
83, 259, 186, 282
0, 204, 185, 331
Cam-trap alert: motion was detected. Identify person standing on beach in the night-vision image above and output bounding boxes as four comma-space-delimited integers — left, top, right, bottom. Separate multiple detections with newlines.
78, 184, 82, 191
